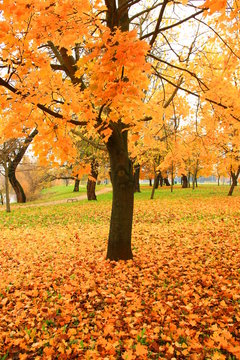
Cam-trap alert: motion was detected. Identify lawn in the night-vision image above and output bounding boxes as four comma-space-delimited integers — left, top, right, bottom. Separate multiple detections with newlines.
13, 183, 108, 205
0, 185, 239, 359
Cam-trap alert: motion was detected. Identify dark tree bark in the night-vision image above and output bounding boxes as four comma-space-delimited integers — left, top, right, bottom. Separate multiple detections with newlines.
192, 166, 198, 190
104, 2, 134, 260
149, 178, 152, 186
5, 165, 10, 212
171, 162, 174, 193
159, 173, 163, 187
2, 148, 11, 212
151, 173, 160, 199
182, 174, 188, 188
106, 124, 133, 260
73, 176, 80, 192
87, 158, 98, 200
218, 175, 220, 186
8, 168, 26, 203
228, 167, 240, 196
188, 172, 191, 188
134, 164, 141, 193
164, 177, 170, 186
154, 173, 160, 188
87, 179, 97, 200
8, 129, 38, 203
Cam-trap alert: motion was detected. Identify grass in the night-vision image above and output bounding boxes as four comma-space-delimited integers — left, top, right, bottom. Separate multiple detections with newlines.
41, 184, 87, 199
0, 184, 239, 229
0, 184, 239, 359
12, 183, 108, 205
134, 183, 239, 200
37, 183, 107, 202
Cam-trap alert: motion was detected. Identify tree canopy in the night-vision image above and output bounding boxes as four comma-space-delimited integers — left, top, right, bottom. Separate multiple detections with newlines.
0, 0, 240, 259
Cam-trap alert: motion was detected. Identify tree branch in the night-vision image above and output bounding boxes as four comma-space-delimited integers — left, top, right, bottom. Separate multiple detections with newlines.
50, 64, 66, 71
141, 9, 204, 41
149, 53, 208, 90
0, 76, 87, 126
71, 129, 107, 151
149, 0, 169, 47
129, 2, 163, 22
163, 76, 183, 108
0, 77, 18, 94
196, 18, 240, 61
47, 41, 86, 89
153, 67, 240, 122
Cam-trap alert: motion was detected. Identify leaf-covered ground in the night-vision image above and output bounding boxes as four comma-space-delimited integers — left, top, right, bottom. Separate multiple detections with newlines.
0, 186, 240, 359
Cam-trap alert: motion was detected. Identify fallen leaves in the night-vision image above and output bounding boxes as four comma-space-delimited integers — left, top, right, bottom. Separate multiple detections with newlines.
0, 191, 239, 358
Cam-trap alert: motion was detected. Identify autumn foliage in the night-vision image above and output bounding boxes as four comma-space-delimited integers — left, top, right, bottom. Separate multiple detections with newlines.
0, 0, 240, 355
0, 189, 240, 359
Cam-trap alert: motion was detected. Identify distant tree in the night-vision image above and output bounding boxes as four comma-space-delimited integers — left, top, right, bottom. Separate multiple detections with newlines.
0, 140, 18, 212
8, 129, 38, 202
0, 0, 239, 259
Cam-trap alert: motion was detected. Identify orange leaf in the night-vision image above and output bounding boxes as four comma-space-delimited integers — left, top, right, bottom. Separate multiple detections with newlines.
135, 343, 148, 356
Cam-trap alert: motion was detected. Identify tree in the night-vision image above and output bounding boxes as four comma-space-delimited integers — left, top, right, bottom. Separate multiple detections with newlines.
0, 186, 3, 205
87, 159, 99, 200
0, 0, 239, 259
0, 139, 18, 212
0, 128, 38, 203
8, 129, 38, 203
228, 166, 240, 196
133, 164, 141, 193
70, 128, 108, 200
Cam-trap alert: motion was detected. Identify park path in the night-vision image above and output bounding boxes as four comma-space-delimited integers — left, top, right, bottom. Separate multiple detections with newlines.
0, 187, 112, 210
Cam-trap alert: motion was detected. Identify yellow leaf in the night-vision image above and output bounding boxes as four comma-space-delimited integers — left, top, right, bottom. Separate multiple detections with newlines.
123, 350, 134, 360
19, 355, 28, 360
135, 343, 148, 356
167, 345, 174, 355
212, 352, 226, 360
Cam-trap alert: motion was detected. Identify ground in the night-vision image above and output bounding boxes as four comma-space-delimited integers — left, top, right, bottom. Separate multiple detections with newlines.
0, 185, 239, 359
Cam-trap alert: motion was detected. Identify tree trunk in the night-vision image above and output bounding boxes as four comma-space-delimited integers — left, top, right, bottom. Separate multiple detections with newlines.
188, 172, 191, 188
73, 176, 80, 192
228, 183, 235, 196
218, 175, 220, 186
5, 174, 10, 213
0, 191, 3, 205
7, 128, 38, 203
171, 162, 174, 193
134, 164, 141, 193
106, 124, 133, 260
164, 177, 170, 186
159, 173, 163, 187
87, 158, 98, 200
3, 159, 10, 213
192, 175, 195, 190
149, 178, 152, 187
8, 169, 26, 203
151, 173, 160, 199
182, 174, 188, 188
228, 167, 239, 196
87, 179, 97, 200
154, 173, 160, 188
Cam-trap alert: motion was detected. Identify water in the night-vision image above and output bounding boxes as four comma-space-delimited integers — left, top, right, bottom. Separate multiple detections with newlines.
1, 194, 17, 204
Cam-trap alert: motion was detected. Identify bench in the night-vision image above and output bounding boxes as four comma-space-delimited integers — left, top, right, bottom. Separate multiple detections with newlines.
67, 198, 78, 203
